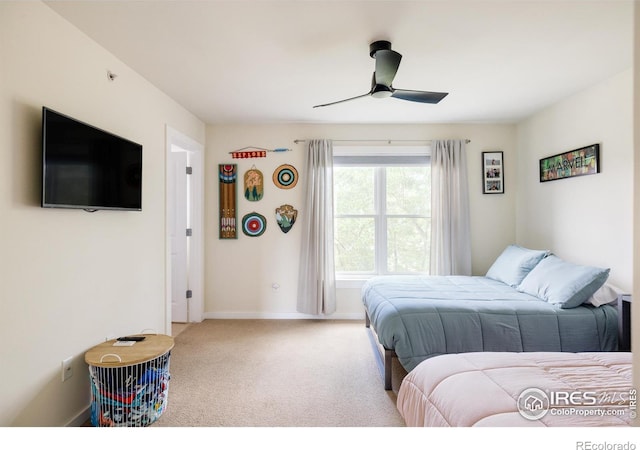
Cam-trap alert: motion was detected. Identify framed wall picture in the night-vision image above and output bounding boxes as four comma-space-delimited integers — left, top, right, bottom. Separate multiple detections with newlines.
539, 144, 600, 182
482, 151, 504, 194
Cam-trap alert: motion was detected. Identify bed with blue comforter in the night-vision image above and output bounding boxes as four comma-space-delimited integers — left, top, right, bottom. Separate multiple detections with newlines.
362, 246, 622, 390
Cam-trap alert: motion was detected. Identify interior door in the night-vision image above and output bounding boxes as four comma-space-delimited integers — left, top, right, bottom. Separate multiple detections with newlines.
169, 150, 189, 323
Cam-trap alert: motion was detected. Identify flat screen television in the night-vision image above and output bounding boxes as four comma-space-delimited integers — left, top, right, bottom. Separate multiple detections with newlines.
41, 107, 142, 211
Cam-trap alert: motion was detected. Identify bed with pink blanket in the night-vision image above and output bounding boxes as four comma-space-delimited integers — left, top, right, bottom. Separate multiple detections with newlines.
397, 352, 633, 427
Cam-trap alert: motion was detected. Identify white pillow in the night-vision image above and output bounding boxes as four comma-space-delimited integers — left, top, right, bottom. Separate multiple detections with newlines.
585, 283, 622, 307
517, 254, 610, 309
485, 245, 549, 288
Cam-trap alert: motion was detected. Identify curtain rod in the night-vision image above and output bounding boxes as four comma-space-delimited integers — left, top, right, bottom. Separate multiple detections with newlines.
293, 139, 470, 145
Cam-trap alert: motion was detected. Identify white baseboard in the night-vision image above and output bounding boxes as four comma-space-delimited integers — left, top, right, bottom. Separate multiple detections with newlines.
203, 311, 365, 320
66, 406, 90, 427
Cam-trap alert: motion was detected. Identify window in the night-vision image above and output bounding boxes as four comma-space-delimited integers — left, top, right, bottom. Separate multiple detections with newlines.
333, 147, 431, 281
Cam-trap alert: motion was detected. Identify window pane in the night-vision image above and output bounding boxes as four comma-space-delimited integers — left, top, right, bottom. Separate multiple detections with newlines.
334, 167, 375, 215
387, 217, 430, 273
386, 166, 430, 216
334, 217, 375, 272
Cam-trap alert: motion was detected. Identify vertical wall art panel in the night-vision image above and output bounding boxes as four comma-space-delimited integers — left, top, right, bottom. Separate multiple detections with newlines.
219, 164, 237, 239
482, 151, 504, 194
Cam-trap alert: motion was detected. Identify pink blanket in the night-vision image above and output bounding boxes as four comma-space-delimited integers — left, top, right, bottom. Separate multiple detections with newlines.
397, 352, 633, 426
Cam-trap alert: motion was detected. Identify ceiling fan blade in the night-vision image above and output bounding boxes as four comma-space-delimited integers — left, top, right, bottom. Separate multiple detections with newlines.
374, 49, 402, 87
313, 92, 371, 108
391, 89, 448, 104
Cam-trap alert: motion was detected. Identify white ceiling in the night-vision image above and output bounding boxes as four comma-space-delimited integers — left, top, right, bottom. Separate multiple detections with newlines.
45, 0, 633, 125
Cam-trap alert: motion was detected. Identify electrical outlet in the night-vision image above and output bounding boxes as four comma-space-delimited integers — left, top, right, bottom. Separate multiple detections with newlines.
61, 357, 73, 382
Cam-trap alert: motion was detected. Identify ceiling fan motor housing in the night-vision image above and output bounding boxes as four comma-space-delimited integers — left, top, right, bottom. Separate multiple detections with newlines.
370, 40, 392, 58
371, 84, 393, 98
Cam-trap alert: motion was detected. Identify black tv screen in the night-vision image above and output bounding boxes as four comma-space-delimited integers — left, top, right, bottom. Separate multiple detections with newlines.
42, 107, 142, 211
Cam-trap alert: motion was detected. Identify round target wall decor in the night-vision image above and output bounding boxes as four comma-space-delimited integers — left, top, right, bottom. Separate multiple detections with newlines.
273, 164, 298, 189
242, 212, 267, 237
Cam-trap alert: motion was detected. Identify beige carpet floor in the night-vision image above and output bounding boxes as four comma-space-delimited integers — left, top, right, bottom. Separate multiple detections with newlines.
154, 319, 406, 427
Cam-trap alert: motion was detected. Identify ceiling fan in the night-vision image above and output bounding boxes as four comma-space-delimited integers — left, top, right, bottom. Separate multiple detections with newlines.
313, 40, 449, 108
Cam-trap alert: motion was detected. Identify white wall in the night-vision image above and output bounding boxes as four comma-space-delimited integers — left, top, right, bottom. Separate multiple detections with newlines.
516, 69, 633, 292
0, 2, 205, 426
205, 123, 517, 318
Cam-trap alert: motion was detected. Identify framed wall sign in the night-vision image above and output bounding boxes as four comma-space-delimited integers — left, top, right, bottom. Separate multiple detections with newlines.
539, 144, 600, 182
482, 151, 504, 194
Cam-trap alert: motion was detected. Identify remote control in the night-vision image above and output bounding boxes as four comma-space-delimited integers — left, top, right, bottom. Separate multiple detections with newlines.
116, 336, 146, 342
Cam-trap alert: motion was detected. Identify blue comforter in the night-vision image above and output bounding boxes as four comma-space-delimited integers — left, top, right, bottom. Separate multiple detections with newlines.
362, 275, 618, 372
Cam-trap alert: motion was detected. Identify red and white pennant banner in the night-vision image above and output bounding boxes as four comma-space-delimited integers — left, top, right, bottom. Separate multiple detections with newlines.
231, 150, 267, 159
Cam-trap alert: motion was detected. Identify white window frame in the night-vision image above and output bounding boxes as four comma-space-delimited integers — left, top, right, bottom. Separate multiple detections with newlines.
333, 145, 431, 288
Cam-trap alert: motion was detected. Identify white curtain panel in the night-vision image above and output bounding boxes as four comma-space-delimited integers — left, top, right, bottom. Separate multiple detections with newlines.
296, 139, 337, 315
430, 140, 472, 276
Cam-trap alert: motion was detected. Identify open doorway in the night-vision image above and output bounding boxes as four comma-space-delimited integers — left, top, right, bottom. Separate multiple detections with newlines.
165, 126, 204, 332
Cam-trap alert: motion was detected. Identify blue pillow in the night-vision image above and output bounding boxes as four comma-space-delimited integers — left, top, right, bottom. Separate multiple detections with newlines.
517, 254, 610, 309
485, 245, 549, 287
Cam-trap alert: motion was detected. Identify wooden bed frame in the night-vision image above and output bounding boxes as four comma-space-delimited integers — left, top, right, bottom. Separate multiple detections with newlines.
366, 294, 632, 391
365, 311, 398, 391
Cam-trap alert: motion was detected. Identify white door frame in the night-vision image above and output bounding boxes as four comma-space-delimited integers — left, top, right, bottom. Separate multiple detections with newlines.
165, 126, 204, 331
